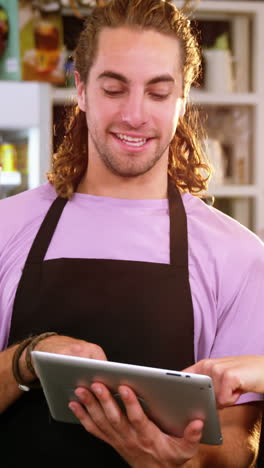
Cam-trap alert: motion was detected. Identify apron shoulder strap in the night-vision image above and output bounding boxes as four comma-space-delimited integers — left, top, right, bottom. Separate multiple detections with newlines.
168, 180, 189, 268
25, 196, 68, 264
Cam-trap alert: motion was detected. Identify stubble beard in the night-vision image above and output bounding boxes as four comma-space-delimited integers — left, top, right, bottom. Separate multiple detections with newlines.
89, 130, 171, 179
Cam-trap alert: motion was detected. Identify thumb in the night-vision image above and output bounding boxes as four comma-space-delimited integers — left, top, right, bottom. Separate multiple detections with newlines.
183, 419, 204, 446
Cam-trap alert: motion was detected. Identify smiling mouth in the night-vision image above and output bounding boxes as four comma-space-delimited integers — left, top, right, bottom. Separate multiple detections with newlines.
114, 133, 150, 147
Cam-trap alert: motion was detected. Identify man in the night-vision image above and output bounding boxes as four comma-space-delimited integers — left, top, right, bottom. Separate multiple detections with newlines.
0, 0, 264, 466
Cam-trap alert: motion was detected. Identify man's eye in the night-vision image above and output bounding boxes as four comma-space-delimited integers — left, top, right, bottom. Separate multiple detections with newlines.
151, 93, 169, 100
103, 89, 124, 96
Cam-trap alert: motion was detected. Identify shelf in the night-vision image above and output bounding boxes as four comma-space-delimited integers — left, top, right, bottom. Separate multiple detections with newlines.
61, 6, 93, 17
52, 87, 258, 107
0, 81, 51, 128
207, 184, 258, 198
52, 87, 77, 104
175, 1, 263, 14
0, 171, 22, 186
190, 90, 258, 106
63, 1, 263, 17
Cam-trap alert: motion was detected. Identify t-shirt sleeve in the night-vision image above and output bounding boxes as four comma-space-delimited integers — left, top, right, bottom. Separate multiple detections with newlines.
209, 242, 264, 404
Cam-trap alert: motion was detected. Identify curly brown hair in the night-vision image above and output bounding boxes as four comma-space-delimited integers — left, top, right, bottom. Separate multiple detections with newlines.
47, 0, 211, 198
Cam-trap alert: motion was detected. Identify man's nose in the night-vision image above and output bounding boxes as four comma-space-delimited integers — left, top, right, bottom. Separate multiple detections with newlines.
120, 92, 148, 128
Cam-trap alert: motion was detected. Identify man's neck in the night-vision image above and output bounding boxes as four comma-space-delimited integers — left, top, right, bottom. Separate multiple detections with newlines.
77, 171, 168, 200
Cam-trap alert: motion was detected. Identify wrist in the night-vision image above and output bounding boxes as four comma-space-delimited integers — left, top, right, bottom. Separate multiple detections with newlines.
12, 332, 58, 391
19, 346, 38, 383
25, 332, 58, 375
12, 337, 38, 391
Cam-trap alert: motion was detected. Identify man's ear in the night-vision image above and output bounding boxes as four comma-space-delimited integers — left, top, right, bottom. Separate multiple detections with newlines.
179, 98, 186, 118
75, 71, 86, 112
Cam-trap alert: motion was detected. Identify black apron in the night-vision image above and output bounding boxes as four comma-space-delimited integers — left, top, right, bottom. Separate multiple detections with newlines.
1, 181, 194, 467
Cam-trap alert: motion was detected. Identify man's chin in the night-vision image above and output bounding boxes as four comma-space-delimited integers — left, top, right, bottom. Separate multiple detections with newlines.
106, 161, 159, 179
98, 148, 163, 178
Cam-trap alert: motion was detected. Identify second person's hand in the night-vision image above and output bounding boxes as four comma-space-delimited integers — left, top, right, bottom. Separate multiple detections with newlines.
184, 355, 264, 408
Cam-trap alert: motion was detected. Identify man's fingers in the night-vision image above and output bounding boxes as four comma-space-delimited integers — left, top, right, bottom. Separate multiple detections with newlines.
183, 419, 204, 445
172, 419, 203, 464
118, 385, 150, 434
91, 383, 126, 430
75, 385, 121, 438
68, 399, 108, 442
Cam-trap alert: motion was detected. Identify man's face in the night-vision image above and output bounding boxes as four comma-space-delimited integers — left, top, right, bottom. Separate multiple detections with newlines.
76, 26, 185, 179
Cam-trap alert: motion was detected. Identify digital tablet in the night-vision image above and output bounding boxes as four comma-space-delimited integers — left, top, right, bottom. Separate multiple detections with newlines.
32, 351, 223, 445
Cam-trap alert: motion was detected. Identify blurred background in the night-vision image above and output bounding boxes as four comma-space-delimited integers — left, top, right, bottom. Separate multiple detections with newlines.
1, 0, 264, 239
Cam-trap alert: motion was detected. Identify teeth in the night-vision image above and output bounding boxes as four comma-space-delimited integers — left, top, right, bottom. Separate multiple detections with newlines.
116, 133, 147, 146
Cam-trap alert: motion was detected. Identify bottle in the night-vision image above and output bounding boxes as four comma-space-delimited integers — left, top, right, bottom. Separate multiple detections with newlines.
0, 138, 18, 172
0, 5, 9, 57
34, 1, 61, 74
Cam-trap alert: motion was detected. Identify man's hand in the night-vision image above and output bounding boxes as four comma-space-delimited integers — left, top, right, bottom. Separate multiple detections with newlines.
30, 334, 107, 376
20, 335, 107, 384
0, 335, 102, 413
184, 355, 264, 408
69, 383, 204, 468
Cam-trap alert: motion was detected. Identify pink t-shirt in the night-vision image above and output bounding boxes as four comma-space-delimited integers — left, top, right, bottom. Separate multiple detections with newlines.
1, 183, 264, 403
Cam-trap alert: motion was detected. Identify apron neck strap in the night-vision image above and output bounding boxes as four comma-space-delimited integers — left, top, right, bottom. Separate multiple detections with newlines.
25, 180, 189, 268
